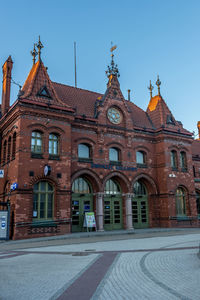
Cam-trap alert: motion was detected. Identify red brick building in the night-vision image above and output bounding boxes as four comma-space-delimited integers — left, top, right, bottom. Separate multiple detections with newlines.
1, 42, 200, 240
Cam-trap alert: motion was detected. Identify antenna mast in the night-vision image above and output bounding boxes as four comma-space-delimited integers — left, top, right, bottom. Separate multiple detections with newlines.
74, 42, 77, 88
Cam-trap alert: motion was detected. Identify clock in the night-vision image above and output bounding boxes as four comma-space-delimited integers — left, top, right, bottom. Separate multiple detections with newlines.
107, 107, 122, 124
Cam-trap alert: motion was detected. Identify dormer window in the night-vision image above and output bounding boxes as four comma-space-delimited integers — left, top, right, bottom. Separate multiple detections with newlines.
37, 86, 51, 98
166, 114, 175, 125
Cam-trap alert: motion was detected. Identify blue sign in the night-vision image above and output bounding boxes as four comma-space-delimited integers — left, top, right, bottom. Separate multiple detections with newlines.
1, 216, 6, 229
11, 183, 18, 191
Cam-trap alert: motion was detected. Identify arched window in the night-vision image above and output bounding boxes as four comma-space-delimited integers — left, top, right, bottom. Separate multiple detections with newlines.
196, 191, 200, 217
180, 151, 187, 171
7, 136, 11, 162
31, 131, 42, 154
176, 187, 186, 216
109, 147, 120, 162
49, 133, 59, 155
170, 150, 177, 169
136, 151, 146, 165
3, 140, 7, 165
33, 181, 54, 220
78, 144, 91, 159
104, 179, 121, 195
72, 177, 91, 193
133, 181, 147, 196
12, 132, 16, 159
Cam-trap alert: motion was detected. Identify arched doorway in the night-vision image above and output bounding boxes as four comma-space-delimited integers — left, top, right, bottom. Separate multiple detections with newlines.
104, 179, 123, 230
71, 177, 93, 232
132, 180, 149, 228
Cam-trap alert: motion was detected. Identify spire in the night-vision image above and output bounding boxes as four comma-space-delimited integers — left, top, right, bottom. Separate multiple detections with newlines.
105, 43, 120, 78
30, 43, 38, 65
148, 80, 154, 99
36, 36, 43, 61
156, 75, 161, 96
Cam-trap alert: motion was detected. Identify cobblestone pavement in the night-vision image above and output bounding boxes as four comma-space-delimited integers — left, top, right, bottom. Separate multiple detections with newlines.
0, 231, 200, 300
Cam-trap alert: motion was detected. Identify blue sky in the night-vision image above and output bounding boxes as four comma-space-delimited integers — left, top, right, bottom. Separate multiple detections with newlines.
0, 0, 200, 136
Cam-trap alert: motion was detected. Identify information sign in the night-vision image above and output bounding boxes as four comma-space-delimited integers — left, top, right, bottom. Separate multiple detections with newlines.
83, 212, 96, 229
0, 170, 4, 178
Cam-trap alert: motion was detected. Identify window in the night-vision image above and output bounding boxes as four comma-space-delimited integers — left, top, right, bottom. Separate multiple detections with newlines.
105, 179, 121, 195
12, 132, 16, 159
196, 191, 200, 217
109, 147, 119, 162
170, 150, 177, 169
176, 187, 186, 216
133, 181, 147, 196
49, 134, 59, 155
78, 144, 91, 160
7, 137, 11, 162
33, 181, 54, 220
136, 151, 146, 165
72, 177, 91, 193
180, 151, 187, 171
31, 131, 42, 153
3, 140, 7, 165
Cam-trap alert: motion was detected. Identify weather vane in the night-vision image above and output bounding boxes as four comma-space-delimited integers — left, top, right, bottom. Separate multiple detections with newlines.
105, 42, 120, 78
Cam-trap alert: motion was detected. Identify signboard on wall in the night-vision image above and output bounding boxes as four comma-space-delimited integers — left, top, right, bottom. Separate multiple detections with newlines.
0, 170, 4, 178
0, 211, 9, 240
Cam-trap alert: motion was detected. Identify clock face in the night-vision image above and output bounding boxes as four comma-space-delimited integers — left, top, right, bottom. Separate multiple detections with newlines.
107, 107, 122, 124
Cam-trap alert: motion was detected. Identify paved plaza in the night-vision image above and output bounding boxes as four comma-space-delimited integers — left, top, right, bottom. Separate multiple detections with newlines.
0, 229, 200, 299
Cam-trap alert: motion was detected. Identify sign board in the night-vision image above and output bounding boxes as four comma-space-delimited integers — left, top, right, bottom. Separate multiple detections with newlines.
84, 212, 96, 229
0, 211, 9, 240
0, 170, 4, 178
11, 183, 18, 191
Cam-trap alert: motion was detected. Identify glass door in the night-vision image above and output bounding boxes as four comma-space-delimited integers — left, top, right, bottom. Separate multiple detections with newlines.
104, 196, 122, 230
72, 195, 93, 232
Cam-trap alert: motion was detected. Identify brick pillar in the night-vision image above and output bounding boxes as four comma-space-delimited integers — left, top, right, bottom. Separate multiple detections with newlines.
125, 193, 134, 230
96, 193, 104, 231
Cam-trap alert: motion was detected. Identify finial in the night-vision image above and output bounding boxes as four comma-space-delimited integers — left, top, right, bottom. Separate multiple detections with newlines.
156, 75, 161, 96
105, 43, 120, 78
148, 80, 154, 99
30, 43, 38, 65
36, 36, 44, 61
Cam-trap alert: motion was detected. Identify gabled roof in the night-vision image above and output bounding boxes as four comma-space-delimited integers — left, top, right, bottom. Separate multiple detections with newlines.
20, 60, 71, 109
147, 95, 192, 135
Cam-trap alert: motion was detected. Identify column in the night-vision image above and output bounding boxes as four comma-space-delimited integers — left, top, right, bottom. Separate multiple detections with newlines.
125, 193, 134, 230
96, 193, 104, 231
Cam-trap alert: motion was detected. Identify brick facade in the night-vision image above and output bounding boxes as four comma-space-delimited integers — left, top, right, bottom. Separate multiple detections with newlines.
0, 47, 200, 240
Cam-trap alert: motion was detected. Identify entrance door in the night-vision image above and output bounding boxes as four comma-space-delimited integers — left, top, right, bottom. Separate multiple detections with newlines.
71, 177, 93, 232
104, 196, 122, 230
132, 180, 149, 229
72, 194, 93, 232
104, 179, 123, 230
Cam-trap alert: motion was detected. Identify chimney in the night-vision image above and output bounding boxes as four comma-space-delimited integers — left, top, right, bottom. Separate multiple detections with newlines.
1, 56, 13, 116
127, 89, 131, 101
